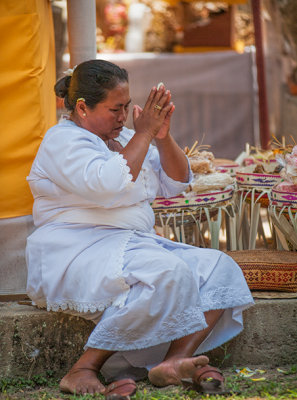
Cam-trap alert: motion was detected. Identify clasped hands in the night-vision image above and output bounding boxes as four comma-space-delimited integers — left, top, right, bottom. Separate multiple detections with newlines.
133, 83, 175, 140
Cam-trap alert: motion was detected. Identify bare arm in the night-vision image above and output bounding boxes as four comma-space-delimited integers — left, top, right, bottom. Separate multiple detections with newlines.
120, 86, 174, 181
154, 134, 189, 183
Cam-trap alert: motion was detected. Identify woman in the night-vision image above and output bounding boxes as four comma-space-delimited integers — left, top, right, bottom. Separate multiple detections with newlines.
26, 59, 254, 397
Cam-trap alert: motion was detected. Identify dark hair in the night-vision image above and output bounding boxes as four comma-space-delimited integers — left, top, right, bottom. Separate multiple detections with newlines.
54, 59, 129, 111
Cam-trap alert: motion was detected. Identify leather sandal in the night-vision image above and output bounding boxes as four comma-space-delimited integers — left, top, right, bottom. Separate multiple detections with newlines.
104, 378, 137, 399
181, 364, 231, 395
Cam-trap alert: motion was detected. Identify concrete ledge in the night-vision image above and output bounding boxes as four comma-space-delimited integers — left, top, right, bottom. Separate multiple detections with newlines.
208, 298, 297, 367
0, 303, 94, 379
1, 299, 297, 379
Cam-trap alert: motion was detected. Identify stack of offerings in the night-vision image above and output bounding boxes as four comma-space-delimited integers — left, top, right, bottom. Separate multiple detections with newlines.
152, 140, 235, 210
151, 141, 237, 249
269, 145, 297, 250
271, 145, 297, 209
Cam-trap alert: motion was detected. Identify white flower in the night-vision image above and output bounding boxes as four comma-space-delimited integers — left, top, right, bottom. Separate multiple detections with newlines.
63, 65, 77, 76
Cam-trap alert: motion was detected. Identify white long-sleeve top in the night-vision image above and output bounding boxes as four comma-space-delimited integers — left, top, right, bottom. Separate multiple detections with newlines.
27, 119, 191, 230
26, 119, 192, 312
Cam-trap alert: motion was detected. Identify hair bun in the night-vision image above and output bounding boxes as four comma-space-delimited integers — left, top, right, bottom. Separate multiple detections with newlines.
54, 76, 71, 98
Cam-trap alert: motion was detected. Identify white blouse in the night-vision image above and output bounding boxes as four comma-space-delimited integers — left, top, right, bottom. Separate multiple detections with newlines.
26, 119, 192, 312
27, 119, 191, 230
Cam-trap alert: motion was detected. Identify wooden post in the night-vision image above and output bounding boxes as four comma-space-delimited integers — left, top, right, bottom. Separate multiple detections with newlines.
251, 0, 270, 149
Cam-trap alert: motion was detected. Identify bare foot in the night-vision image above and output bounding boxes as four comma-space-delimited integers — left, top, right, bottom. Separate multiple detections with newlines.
60, 367, 105, 395
148, 355, 209, 387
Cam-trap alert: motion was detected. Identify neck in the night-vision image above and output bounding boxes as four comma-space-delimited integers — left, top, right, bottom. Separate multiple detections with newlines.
70, 114, 83, 129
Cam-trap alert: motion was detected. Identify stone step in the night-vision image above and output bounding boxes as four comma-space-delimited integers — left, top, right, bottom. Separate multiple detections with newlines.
1, 299, 297, 379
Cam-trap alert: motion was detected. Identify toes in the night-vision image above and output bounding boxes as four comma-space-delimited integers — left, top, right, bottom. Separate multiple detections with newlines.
85, 383, 105, 395
87, 386, 95, 395
193, 355, 209, 367
96, 384, 106, 394
76, 384, 87, 394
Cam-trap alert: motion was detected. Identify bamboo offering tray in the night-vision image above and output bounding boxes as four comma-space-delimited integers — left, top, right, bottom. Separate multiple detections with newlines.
269, 184, 297, 251
152, 188, 236, 250
152, 188, 233, 210
235, 136, 295, 250
271, 186, 297, 209
236, 164, 282, 190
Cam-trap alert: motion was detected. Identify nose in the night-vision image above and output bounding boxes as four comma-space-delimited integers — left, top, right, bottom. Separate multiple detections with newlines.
118, 107, 128, 122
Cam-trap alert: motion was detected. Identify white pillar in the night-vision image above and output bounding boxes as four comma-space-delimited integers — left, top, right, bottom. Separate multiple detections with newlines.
67, 0, 97, 67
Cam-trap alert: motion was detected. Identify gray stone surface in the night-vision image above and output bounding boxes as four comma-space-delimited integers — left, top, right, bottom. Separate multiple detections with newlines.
207, 298, 297, 367
0, 216, 35, 296
0, 299, 297, 379
0, 303, 93, 379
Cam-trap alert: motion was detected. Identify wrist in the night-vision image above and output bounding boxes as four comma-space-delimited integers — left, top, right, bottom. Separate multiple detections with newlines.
134, 129, 154, 144
155, 132, 171, 144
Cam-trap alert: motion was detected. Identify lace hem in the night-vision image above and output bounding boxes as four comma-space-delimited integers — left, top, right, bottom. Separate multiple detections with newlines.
116, 153, 133, 187
85, 304, 207, 351
200, 287, 254, 312
85, 286, 254, 351
44, 296, 119, 313
35, 286, 253, 315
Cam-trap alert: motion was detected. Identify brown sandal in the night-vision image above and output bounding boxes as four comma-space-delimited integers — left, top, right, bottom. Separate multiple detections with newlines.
182, 364, 231, 395
104, 378, 137, 399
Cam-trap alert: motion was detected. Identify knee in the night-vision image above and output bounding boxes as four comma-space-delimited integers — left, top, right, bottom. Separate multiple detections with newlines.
158, 260, 194, 290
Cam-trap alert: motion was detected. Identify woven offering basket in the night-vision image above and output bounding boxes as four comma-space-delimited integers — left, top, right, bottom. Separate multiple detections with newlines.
236, 165, 282, 190
214, 159, 240, 177
271, 185, 297, 209
226, 250, 297, 292
151, 188, 233, 210
152, 189, 234, 247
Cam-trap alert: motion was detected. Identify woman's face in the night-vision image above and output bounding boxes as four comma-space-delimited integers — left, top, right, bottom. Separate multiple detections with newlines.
84, 81, 131, 142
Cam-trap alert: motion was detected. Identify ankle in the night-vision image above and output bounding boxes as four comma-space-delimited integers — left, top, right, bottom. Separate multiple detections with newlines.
72, 348, 112, 373
69, 365, 99, 374
164, 354, 190, 362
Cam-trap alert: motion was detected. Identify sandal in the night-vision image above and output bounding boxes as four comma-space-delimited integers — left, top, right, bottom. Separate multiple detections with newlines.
181, 364, 231, 395
104, 378, 137, 399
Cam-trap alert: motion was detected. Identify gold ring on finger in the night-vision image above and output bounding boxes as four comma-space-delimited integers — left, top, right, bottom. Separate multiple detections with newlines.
154, 104, 162, 110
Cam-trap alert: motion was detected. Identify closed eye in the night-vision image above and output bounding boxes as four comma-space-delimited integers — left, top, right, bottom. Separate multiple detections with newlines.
110, 100, 131, 113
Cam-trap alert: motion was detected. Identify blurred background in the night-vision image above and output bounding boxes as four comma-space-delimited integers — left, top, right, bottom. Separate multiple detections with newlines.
52, 0, 297, 159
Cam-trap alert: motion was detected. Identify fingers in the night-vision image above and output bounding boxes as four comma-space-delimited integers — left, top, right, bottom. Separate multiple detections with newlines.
154, 87, 173, 117
159, 100, 174, 119
143, 83, 171, 115
143, 86, 158, 112
157, 102, 174, 121
165, 103, 175, 118
154, 85, 170, 110
134, 83, 174, 138
133, 104, 142, 120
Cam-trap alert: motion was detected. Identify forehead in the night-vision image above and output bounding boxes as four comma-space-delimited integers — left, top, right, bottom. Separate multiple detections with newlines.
104, 82, 130, 106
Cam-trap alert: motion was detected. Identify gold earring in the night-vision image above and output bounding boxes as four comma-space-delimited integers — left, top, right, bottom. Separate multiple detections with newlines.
83, 113, 86, 116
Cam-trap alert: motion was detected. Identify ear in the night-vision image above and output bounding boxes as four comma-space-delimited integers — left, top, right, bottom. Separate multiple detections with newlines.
76, 100, 87, 117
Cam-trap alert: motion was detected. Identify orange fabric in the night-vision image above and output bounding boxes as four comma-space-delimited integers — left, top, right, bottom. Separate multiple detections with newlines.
0, 0, 56, 218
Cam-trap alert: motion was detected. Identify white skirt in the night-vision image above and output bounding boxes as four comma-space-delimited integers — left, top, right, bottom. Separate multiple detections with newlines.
63, 232, 253, 381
